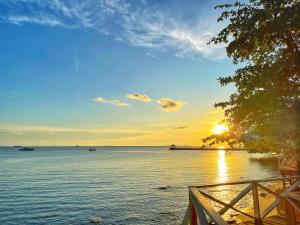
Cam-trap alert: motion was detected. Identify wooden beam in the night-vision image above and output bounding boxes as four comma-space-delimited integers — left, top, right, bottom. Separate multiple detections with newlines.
189, 193, 197, 225
288, 192, 300, 202
182, 207, 190, 225
286, 197, 300, 213
261, 198, 282, 219
189, 187, 229, 225
194, 176, 300, 189
217, 183, 253, 216
190, 189, 208, 225
200, 190, 255, 220
286, 199, 296, 225
261, 179, 300, 218
256, 183, 279, 197
252, 183, 262, 225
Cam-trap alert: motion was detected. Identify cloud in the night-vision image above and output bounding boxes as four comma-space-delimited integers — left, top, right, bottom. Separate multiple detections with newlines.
173, 126, 188, 130
93, 97, 130, 107
126, 93, 185, 112
126, 93, 152, 102
94, 95, 185, 112
157, 98, 184, 112
0, 0, 225, 59
0, 126, 148, 135
7, 15, 64, 27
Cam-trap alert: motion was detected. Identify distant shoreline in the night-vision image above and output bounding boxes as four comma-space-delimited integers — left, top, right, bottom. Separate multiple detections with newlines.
169, 146, 247, 151
0, 145, 170, 148
0, 146, 248, 151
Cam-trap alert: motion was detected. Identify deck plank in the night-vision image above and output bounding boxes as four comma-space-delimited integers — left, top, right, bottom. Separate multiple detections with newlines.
237, 215, 300, 225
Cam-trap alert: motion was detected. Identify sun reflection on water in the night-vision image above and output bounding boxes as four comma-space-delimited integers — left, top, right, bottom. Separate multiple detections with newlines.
217, 150, 228, 183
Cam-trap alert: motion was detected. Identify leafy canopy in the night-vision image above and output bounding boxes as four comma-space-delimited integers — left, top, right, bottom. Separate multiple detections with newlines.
203, 0, 300, 153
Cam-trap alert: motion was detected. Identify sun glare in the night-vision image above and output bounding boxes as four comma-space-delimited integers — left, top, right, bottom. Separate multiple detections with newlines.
217, 150, 228, 183
212, 124, 228, 135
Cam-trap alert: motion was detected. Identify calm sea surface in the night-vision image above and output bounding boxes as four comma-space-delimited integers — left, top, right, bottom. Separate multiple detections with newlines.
0, 147, 279, 225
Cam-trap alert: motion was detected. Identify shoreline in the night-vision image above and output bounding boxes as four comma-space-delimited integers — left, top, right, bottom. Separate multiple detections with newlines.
169, 147, 247, 151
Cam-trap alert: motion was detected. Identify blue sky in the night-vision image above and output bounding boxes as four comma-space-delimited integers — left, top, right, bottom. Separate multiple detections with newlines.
0, 0, 236, 146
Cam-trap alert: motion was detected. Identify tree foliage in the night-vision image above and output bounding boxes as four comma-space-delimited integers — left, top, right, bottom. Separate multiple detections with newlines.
203, 0, 300, 154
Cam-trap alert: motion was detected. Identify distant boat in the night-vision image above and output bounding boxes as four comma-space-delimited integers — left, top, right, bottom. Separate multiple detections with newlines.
89, 148, 96, 151
19, 147, 34, 151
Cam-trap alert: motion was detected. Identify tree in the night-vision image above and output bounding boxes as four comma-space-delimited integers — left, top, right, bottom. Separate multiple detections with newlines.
203, 0, 300, 159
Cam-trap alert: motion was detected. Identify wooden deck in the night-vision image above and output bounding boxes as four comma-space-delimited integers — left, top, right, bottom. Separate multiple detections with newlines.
182, 176, 300, 225
238, 215, 300, 225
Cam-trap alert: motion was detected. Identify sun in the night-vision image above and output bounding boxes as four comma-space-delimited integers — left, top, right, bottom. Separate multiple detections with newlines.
212, 124, 228, 135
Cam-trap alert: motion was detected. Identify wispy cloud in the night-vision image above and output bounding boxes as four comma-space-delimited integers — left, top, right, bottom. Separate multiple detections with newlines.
173, 126, 188, 130
93, 97, 130, 107
7, 15, 64, 27
157, 98, 185, 112
0, 0, 225, 59
0, 126, 148, 135
126, 93, 152, 102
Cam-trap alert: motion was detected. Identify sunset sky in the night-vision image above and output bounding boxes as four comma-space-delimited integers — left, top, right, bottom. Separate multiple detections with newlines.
0, 0, 236, 146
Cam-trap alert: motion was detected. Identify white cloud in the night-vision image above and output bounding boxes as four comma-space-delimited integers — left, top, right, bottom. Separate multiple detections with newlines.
8, 15, 64, 27
0, 0, 225, 59
157, 98, 185, 112
99, 93, 185, 112
94, 97, 106, 103
94, 97, 130, 107
108, 100, 130, 107
50, 0, 72, 18
126, 93, 152, 102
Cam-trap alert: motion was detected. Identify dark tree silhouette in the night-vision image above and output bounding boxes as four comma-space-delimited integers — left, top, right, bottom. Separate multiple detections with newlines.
203, 0, 300, 159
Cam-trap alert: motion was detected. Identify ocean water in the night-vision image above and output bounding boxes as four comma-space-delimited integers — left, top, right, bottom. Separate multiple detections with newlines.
0, 147, 279, 225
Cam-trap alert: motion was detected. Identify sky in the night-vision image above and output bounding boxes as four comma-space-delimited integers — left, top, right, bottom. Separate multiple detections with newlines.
0, 0, 237, 146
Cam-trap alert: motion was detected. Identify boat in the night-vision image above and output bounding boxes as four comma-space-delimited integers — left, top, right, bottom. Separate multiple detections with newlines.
19, 147, 34, 151
89, 148, 96, 151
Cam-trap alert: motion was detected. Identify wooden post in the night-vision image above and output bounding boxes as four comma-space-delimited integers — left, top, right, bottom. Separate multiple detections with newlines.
189, 192, 197, 225
252, 183, 262, 225
286, 199, 296, 225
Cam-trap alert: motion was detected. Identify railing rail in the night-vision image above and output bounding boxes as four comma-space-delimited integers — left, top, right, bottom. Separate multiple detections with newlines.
194, 176, 300, 188
182, 176, 300, 225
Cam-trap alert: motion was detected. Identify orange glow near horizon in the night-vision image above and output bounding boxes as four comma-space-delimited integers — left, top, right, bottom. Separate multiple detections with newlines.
1, 109, 225, 146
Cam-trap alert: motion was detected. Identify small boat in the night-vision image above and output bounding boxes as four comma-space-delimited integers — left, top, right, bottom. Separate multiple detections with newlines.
89, 148, 96, 151
19, 147, 34, 151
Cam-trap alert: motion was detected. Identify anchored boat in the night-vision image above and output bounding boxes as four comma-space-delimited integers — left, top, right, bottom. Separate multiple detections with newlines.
19, 147, 34, 151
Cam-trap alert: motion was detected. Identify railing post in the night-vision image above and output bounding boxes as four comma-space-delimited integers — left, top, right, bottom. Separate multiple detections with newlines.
189, 192, 197, 225
285, 199, 296, 225
252, 182, 262, 225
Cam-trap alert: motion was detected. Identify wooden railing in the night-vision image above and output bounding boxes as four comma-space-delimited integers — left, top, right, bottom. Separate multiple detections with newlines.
182, 176, 300, 225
